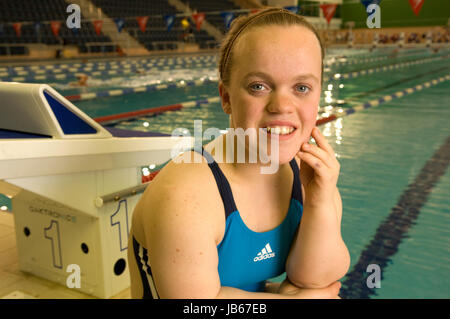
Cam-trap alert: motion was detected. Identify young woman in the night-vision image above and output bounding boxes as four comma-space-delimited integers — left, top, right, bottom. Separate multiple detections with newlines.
128, 7, 350, 299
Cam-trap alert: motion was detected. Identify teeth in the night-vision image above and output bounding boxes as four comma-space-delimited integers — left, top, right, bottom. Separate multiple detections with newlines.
266, 126, 294, 135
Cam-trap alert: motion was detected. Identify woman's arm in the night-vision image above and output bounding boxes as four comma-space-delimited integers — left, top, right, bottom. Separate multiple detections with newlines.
286, 127, 350, 288
286, 187, 350, 288
139, 159, 341, 299
217, 281, 341, 299
141, 160, 223, 298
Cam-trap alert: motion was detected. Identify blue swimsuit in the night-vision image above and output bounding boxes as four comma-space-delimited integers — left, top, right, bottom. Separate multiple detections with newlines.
133, 147, 303, 298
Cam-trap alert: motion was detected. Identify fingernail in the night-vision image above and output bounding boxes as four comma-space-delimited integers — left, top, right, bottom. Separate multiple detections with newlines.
303, 143, 310, 150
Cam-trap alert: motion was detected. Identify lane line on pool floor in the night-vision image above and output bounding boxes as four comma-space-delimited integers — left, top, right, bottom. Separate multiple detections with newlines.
340, 136, 450, 299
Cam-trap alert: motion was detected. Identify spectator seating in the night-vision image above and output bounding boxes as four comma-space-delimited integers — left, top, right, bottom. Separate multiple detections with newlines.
179, 0, 241, 35
0, 0, 115, 55
91, 0, 220, 51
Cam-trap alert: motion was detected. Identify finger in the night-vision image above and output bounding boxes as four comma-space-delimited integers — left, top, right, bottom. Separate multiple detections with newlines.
300, 142, 334, 169
297, 151, 328, 176
311, 127, 335, 156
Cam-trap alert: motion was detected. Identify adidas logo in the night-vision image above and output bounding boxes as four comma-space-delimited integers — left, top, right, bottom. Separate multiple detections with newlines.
253, 243, 275, 262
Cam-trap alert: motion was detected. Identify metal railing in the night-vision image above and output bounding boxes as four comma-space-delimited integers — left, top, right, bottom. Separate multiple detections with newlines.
94, 182, 149, 207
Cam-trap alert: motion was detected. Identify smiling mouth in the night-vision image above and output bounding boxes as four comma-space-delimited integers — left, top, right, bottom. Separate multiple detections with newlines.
263, 126, 296, 135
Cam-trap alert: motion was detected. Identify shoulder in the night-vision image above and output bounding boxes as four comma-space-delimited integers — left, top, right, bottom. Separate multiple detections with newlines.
133, 151, 225, 244
143, 151, 219, 205
132, 151, 225, 298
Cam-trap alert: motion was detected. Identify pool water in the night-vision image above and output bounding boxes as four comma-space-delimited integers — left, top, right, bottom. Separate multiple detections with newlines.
1, 47, 449, 298
333, 79, 450, 299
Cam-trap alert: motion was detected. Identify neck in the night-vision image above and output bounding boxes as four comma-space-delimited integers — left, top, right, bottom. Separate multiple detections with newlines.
206, 133, 287, 182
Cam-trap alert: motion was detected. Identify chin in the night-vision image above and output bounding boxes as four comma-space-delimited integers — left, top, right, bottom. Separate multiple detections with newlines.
262, 137, 303, 166
278, 147, 300, 165
263, 143, 299, 166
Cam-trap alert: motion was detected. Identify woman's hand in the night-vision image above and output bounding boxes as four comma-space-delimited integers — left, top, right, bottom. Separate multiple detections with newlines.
278, 278, 341, 299
296, 127, 340, 205
286, 126, 348, 288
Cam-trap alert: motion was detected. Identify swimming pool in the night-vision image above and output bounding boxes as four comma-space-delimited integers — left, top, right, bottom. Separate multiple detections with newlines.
1, 46, 449, 298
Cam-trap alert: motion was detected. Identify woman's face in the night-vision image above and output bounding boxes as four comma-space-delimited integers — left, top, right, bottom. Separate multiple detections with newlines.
219, 25, 322, 165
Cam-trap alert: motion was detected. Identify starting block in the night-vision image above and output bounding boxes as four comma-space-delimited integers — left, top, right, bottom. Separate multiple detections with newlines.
0, 82, 192, 298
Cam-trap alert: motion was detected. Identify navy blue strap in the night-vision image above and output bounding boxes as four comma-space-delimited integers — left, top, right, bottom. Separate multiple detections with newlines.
289, 159, 303, 205
192, 148, 303, 217
133, 237, 154, 299
192, 147, 238, 218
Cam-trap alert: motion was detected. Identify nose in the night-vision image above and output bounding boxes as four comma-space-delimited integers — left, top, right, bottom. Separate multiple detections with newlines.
266, 89, 296, 114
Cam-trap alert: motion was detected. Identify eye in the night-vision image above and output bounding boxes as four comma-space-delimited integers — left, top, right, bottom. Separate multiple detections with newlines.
249, 83, 267, 92
296, 85, 311, 94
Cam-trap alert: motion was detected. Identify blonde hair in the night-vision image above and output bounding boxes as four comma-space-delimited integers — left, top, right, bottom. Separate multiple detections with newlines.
218, 7, 325, 86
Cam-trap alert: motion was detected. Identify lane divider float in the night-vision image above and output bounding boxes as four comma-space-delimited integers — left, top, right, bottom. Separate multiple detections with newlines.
324, 54, 448, 82
96, 74, 449, 126
94, 96, 221, 125
64, 54, 448, 102
66, 78, 216, 102
316, 74, 450, 126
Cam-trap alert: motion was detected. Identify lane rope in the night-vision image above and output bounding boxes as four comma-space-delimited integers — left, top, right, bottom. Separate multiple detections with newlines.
317, 74, 450, 126
65, 54, 449, 103
93, 96, 220, 124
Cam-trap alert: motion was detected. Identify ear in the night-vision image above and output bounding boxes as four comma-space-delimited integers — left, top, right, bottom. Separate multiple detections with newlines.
218, 81, 232, 115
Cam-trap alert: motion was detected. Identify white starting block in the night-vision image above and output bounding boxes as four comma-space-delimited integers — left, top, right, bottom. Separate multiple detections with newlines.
0, 82, 192, 298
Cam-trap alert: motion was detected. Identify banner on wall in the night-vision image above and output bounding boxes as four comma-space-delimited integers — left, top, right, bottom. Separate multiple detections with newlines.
13, 22, 22, 37
181, 18, 190, 29
114, 18, 125, 33
137, 16, 149, 33
192, 13, 205, 31
164, 14, 175, 31
51, 21, 61, 37
93, 20, 103, 35
408, 0, 425, 16
320, 4, 337, 24
220, 12, 235, 30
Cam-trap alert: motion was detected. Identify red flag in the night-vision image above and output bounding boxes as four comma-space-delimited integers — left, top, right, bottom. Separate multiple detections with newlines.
192, 13, 205, 31
51, 21, 61, 36
93, 20, 103, 35
408, 0, 425, 16
13, 23, 22, 37
137, 16, 149, 33
320, 4, 337, 24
